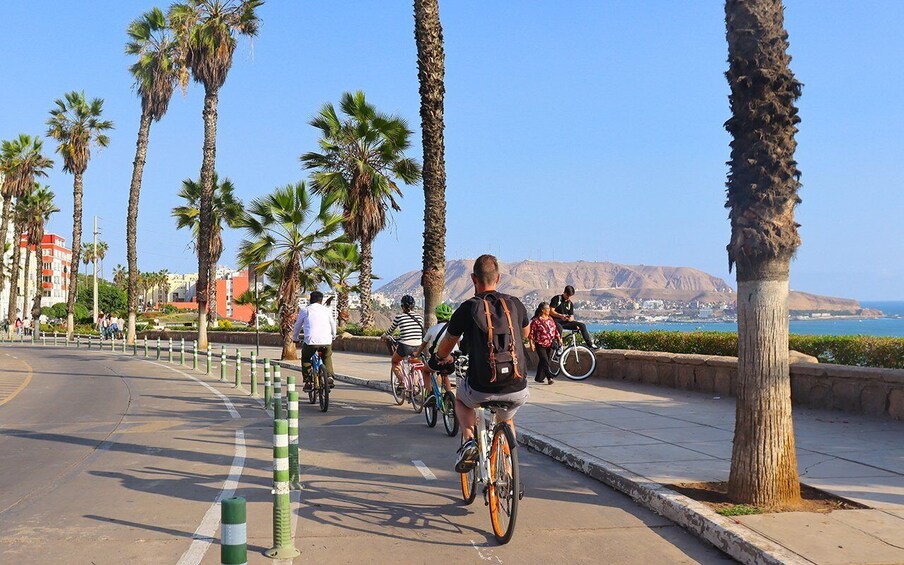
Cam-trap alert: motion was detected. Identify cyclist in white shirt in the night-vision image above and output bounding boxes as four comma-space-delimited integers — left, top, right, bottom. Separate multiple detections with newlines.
292, 291, 337, 392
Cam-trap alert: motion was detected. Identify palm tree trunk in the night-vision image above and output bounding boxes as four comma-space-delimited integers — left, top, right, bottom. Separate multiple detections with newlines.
724, 0, 802, 507
31, 226, 46, 340
337, 289, 350, 328
415, 0, 447, 329
127, 110, 153, 345
279, 258, 300, 361
0, 195, 12, 296
22, 245, 31, 327
66, 172, 84, 338
195, 88, 219, 350
359, 238, 375, 329
210, 260, 218, 325
6, 219, 23, 335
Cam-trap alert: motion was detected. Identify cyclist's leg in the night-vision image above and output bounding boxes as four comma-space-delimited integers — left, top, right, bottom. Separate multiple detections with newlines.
320, 344, 335, 386
300, 343, 315, 386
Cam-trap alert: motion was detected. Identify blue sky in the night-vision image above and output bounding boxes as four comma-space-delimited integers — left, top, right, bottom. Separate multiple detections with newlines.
1, 1, 902, 300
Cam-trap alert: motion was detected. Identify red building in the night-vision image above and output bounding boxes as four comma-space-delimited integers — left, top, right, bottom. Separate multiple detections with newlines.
38, 233, 72, 306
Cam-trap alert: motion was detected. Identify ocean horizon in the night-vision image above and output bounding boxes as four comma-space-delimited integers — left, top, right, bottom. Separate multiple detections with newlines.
586, 300, 904, 338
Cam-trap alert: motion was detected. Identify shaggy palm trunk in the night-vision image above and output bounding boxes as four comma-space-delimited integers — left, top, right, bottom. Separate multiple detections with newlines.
6, 219, 23, 334
210, 260, 218, 325
415, 0, 447, 329
724, 0, 803, 507
337, 289, 350, 328
127, 109, 153, 345
195, 89, 219, 350
359, 238, 375, 329
31, 227, 45, 340
279, 259, 300, 361
0, 196, 12, 295
65, 172, 85, 338
21, 245, 31, 326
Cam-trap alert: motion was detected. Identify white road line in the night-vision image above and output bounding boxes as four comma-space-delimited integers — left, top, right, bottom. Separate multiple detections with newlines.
412, 460, 437, 481
176, 430, 246, 565
471, 539, 503, 563
152, 360, 240, 419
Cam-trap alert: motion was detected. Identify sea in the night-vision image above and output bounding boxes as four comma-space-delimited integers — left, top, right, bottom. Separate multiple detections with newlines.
586, 301, 904, 338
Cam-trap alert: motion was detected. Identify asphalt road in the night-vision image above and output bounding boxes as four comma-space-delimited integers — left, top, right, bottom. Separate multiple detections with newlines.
0, 344, 734, 564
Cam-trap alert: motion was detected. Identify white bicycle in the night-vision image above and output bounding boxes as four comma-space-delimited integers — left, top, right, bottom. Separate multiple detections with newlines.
549, 330, 597, 380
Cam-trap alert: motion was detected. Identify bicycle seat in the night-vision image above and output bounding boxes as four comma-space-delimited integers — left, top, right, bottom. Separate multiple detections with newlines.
478, 400, 516, 411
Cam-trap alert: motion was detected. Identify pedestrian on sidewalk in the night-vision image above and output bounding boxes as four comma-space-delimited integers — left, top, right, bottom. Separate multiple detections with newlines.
529, 302, 563, 385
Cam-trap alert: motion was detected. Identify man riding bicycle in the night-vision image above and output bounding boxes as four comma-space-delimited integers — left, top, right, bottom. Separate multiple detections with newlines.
432, 254, 531, 473
410, 303, 458, 393
382, 294, 424, 393
292, 291, 337, 392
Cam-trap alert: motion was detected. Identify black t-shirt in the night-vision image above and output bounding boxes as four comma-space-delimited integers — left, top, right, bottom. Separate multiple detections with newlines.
550, 294, 574, 318
447, 291, 529, 394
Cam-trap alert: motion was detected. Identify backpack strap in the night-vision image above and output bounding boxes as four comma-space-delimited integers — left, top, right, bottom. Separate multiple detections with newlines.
498, 297, 524, 379
429, 322, 448, 356
482, 298, 497, 382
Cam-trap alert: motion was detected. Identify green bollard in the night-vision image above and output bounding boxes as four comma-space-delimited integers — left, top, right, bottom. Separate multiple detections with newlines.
206, 345, 212, 375
144, 337, 148, 358
132, 336, 137, 355
54, 332, 58, 346
156, 337, 161, 360
76, 335, 81, 349
273, 366, 283, 420
288, 391, 301, 490
265, 419, 299, 559
235, 349, 242, 388
180, 338, 185, 366
286, 373, 296, 399
264, 360, 272, 408
250, 352, 258, 397
193, 340, 198, 371
168, 338, 173, 363
88, 335, 92, 350
220, 345, 227, 381
220, 496, 247, 565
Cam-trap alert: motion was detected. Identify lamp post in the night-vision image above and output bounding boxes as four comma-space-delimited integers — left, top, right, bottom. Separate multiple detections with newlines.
254, 265, 260, 358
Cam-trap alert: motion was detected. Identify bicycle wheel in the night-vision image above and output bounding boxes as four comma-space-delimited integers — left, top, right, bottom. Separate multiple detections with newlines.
318, 365, 330, 412
424, 394, 437, 428
411, 374, 425, 413
307, 367, 316, 404
390, 367, 404, 405
460, 433, 478, 505
488, 424, 519, 544
560, 345, 597, 380
442, 391, 458, 437
548, 349, 562, 377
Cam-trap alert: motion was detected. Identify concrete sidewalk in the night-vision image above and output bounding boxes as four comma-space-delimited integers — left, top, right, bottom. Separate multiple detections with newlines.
290, 347, 904, 565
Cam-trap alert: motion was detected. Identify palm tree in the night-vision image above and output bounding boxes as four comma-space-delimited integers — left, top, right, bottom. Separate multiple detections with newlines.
0, 135, 54, 303
95, 240, 108, 280
20, 185, 59, 340
125, 7, 180, 345
46, 91, 114, 337
724, 0, 803, 507
81, 243, 95, 278
172, 174, 243, 323
14, 191, 35, 326
169, 0, 263, 349
321, 242, 361, 328
236, 182, 344, 360
414, 0, 447, 329
112, 264, 127, 288
301, 91, 422, 329
156, 269, 170, 304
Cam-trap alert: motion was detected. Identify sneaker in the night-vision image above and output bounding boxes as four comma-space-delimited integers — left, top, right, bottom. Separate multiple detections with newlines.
302, 382, 312, 392
455, 439, 479, 473
547, 378, 555, 385
534, 377, 545, 384
328, 377, 335, 389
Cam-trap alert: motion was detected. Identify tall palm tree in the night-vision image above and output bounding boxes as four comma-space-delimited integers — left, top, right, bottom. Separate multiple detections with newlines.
6, 188, 32, 329
20, 185, 59, 340
724, 0, 803, 507
81, 243, 95, 277
172, 173, 243, 322
321, 242, 361, 328
414, 0, 447, 329
0, 135, 54, 302
46, 91, 114, 338
236, 182, 344, 360
14, 192, 35, 327
95, 240, 108, 280
169, 0, 263, 349
112, 264, 127, 288
157, 269, 170, 304
301, 91, 422, 329
125, 7, 180, 344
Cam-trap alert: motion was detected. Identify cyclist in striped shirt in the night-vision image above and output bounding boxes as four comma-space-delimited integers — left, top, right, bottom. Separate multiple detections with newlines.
381, 295, 424, 385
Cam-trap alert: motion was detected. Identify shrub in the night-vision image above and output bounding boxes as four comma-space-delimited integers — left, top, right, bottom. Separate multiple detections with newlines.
593, 330, 904, 369
340, 323, 385, 337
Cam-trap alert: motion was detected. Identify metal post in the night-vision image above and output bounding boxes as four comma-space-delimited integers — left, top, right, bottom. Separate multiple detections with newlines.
87, 334, 92, 350
234, 349, 242, 388
54, 332, 58, 346
180, 337, 185, 366
144, 337, 148, 358
220, 497, 247, 565
220, 345, 227, 381
265, 419, 299, 559
156, 337, 161, 360
206, 345, 212, 375
250, 352, 258, 397
193, 340, 198, 371
288, 391, 301, 490
264, 359, 272, 408
77, 335, 81, 349
168, 338, 173, 363
273, 366, 282, 420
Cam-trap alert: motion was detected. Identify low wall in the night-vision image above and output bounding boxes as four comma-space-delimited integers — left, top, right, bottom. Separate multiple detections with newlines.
139, 331, 904, 421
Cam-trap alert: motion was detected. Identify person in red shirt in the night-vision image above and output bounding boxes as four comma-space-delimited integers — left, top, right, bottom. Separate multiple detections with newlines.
529, 302, 563, 384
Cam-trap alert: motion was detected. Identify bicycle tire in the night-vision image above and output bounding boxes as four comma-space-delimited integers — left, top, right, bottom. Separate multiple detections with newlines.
560, 345, 597, 381
488, 424, 519, 544
460, 433, 478, 505
424, 395, 437, 427
411, 373, 425, 414
442, 391, 458, 437
307, 369, 316, 404
548, 349, 562, 377
390, 367, 404, 405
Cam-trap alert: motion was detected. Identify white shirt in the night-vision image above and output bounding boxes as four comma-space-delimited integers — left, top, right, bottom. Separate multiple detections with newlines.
292, 303, 336, 346
422, 322, 458, 354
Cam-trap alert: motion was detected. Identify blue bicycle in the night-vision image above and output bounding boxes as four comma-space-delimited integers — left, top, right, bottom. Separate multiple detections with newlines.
308, 346, 330, 412
423, 356, 458, 436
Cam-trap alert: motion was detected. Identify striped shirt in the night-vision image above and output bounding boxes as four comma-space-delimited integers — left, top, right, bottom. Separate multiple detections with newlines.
386, 312, 424, 346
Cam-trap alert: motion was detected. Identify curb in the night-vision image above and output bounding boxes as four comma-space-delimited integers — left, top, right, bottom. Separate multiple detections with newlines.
326, 370, 812, 565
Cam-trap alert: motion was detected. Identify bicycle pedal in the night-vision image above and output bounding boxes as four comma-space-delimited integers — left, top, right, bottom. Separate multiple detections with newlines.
519, 483, 525, 500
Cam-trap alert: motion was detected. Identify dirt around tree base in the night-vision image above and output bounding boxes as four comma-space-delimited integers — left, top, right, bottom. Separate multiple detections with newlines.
668, 481, 868, 515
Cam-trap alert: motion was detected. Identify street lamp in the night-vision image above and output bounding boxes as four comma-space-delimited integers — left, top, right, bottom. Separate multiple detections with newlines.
253, 265, 259, 357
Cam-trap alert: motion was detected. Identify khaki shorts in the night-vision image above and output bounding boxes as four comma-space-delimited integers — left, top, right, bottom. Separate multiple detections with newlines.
456, 378, 530, 421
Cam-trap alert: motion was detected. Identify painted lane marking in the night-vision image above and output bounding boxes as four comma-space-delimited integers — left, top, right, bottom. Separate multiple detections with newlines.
470, 539, 503, 563
412, 460, 437, 481
0, 359, 33, 407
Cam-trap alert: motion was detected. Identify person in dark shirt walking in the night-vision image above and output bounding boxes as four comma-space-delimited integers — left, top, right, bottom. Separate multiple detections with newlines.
549, 285, 598, 349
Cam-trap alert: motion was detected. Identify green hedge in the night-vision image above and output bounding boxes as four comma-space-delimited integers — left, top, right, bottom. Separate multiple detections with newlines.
593, 330, 904, 369
340, 324, 385, 337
